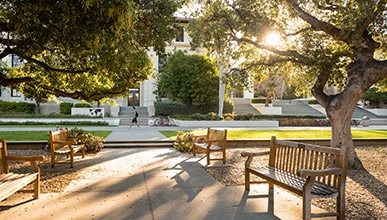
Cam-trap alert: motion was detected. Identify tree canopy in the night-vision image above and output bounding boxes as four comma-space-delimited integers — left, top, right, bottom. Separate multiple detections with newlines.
0, 0, 183, 102
156, 50, 219, 106
187, 0, 387, 168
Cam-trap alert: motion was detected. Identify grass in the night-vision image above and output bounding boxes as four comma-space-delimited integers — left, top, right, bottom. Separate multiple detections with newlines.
160, 129, 387, 139
0, 131, 112, 141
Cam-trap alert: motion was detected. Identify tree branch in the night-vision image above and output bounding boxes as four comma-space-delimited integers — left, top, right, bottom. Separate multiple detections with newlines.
284, 0, 350, 44
356, 0, 386, 37
12, 49, 92, 74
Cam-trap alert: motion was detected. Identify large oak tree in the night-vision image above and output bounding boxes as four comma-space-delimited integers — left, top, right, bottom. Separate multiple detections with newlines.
188, 0, 387, 168
0, 0, 183, 101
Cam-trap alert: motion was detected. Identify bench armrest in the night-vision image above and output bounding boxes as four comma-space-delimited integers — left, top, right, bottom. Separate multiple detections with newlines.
241, 151, 270, 167
6, 155, 45, 162
241, 151, 270, 157
298, 167, 343, 178
6, 155, 45, 172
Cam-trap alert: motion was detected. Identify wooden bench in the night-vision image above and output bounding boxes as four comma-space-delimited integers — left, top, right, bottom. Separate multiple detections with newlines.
192, 127, 227, 165
0, 139, 44, 201
49, 128, 86, 168
241, 136, 349, 220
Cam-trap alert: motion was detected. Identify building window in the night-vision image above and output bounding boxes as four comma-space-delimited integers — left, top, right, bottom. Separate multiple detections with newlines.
175, 27, 184, 42
11, 88, 22, 97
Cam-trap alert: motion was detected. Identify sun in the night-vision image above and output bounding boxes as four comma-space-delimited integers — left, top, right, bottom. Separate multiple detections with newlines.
265, 32, 281, 46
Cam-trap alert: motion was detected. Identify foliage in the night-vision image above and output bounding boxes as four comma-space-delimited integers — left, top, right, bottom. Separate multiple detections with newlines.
234, 113, 254, 121
173, 131, 194, 153
186, 0, 387, 167
68, 127, 105, 152
59, 102, 73, 115
155, 50, 219, 106
308, 100, 319, 105
251, 98, 270, 104
154, 100, 233, 116
74, 103, 92, 108
0, 100, 35, 114
223, 98, 234, 114
0, 0, 182, 102
362, 87, 387, 108
278, 119, 331, 127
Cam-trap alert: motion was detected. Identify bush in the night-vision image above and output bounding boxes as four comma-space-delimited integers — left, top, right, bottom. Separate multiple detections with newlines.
0, 100, 35, 114
308, 100, 319, 105
60, 102, 73, 115
223, 98, 234, 114
251, 98, 270, 104
173, 131, 194, 153
68, 127, 105, 152
74, 103, 92, 108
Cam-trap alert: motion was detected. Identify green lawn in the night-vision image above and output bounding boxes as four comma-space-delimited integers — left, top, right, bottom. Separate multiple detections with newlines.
0, 131, 112, 141
160, 129, 387, 139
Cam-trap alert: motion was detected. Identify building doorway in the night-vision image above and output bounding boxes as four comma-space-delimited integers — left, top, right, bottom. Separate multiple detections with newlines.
128, 88, 140, 106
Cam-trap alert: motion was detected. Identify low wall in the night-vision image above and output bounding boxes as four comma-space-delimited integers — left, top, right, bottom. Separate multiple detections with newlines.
251, 104, 282, 115
0, 118, 120, 126
71, 108, 105, 117
175, 120, 279, 127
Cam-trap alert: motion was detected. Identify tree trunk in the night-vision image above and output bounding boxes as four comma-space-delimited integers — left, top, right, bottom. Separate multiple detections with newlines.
322, 84, 367, 170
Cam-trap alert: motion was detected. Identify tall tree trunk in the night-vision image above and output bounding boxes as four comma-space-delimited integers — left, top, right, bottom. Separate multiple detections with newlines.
326, 101, 363, 169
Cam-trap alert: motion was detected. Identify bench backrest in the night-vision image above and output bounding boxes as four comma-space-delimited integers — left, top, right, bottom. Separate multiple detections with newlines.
270, 136, 349, 188
49, 128, 69, 151
0, 139, 8, 174
206, 127, 227, 146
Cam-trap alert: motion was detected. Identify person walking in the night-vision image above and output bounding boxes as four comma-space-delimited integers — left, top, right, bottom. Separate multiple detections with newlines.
129, 106, 140, 129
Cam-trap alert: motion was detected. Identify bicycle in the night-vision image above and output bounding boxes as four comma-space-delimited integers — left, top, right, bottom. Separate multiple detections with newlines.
153, 116, 175, 126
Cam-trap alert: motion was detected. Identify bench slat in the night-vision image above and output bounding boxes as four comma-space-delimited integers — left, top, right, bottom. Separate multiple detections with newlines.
248, 166, 338, 197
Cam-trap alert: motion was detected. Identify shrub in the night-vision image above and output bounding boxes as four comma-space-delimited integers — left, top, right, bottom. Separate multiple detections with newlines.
68, 127, 105, 152
60, 102, 73, 115
0, 100, 35, 114
74, 103, 92, 108
251, 98, 270, 104
174, 131, 194, 153
308, 100, 319, 105
223, 98, 234, 114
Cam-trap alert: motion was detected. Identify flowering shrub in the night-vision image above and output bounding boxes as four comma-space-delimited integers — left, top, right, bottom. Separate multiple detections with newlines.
68, 127, 105, 152
174, 131, 194, 153
83, 133, 105, 152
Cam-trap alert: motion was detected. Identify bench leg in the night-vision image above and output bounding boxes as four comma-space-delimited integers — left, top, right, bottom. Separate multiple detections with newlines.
268, 183, 274, 214
51, 154, 55, 168
245, 170, 250, 190
70, 150, 74, 168
337, 192, 345, 220
222, 149, 226, 164
206, 148, 210, 165
302, 178, 313, 220
81, 147, 86, 158
34, 174, 40, 199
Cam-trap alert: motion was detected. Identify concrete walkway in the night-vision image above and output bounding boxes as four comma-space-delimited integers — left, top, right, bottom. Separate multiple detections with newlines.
0, 125, 351, 220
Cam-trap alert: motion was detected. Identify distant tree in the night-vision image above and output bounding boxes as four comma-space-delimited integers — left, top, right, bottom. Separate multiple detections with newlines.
0, 0, 182, 102
155, 50, 219, 106
362, 87, 387, 108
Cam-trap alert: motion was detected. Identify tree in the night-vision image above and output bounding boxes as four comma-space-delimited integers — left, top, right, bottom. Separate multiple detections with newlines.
362, 87, 387, 108
0, 0, 183, 102
187, 4, 245, 117
156, 50, 219, 106
187, 0, 387, 168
